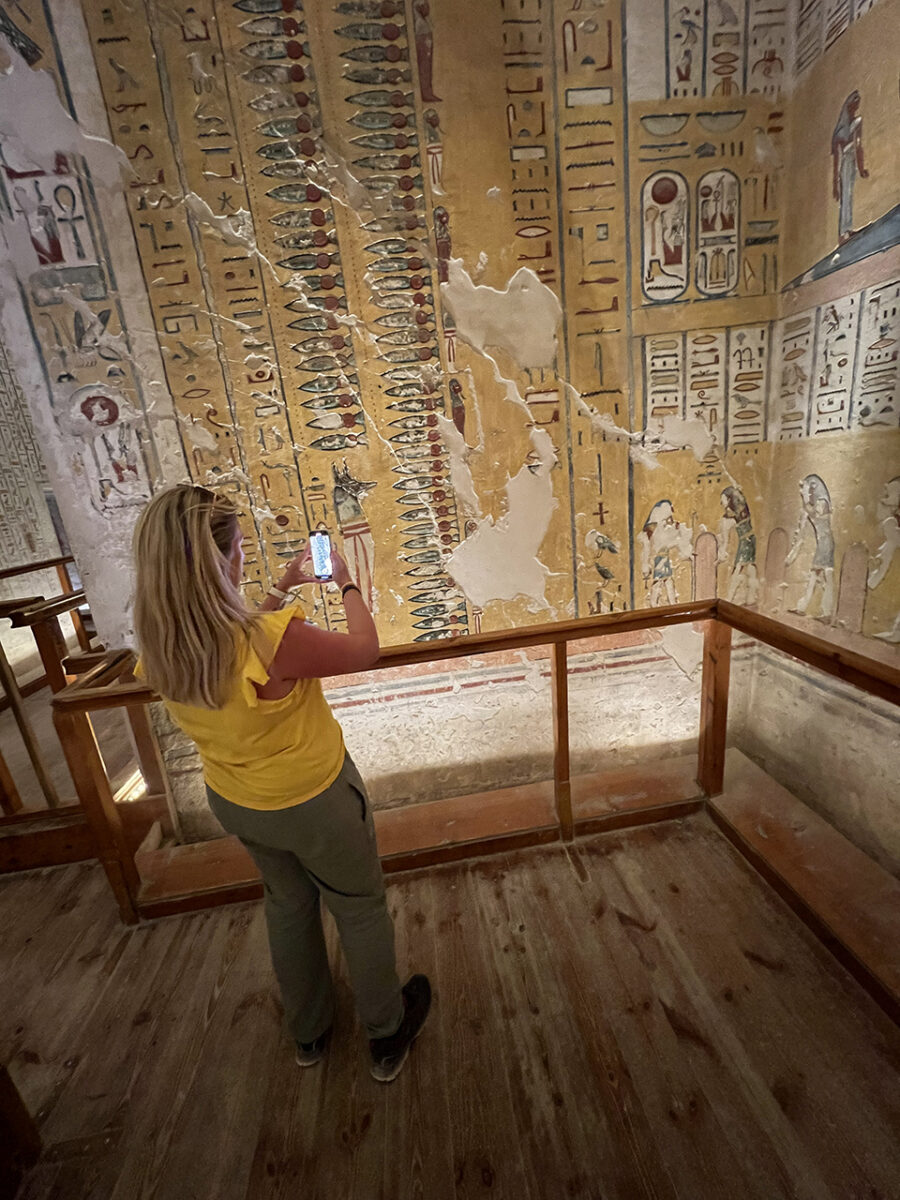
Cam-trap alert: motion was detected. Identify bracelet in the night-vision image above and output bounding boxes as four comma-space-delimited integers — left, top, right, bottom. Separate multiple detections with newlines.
340, 583, 361, 598
267, 585, 289, 602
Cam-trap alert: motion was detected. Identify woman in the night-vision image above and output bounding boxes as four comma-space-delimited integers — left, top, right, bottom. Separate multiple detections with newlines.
132, 484, 430, 1083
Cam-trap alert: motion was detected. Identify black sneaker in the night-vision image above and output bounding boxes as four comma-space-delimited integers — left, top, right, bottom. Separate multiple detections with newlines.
295, 1025, 332, 1068
369, 974, 432, 1083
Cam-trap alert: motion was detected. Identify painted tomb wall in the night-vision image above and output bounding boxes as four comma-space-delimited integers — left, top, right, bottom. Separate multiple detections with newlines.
0, 338, 72, 675
0, 0, 896, 854
723, 0, 900, 871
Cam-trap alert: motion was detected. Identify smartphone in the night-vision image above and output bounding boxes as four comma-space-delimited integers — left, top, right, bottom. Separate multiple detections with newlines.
309, 529, 333, 581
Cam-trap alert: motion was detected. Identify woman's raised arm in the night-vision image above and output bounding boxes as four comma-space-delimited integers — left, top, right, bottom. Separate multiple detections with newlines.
268, 552, 380, 680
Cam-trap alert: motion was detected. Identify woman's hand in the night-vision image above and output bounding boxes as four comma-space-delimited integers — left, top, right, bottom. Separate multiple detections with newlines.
278, 546, 319, 590
277, 546, 357, 590
329, 551, 355, 588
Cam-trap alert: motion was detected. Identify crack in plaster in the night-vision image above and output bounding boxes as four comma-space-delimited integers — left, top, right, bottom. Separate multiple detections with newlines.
572, 383, 722, 468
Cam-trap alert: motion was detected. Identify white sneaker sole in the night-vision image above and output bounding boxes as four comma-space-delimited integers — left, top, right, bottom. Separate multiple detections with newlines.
370, 1045, 411, 1083
295, 1053, 325, 1068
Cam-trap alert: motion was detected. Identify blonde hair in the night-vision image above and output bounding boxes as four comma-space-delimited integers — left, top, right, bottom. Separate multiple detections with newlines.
133, 485, 255, 708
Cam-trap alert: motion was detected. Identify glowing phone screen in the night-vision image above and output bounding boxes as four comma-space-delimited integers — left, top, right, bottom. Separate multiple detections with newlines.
309, 531, 333, 580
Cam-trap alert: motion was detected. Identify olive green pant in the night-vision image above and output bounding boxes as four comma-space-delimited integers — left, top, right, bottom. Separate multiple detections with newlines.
206, 755, 403, 1044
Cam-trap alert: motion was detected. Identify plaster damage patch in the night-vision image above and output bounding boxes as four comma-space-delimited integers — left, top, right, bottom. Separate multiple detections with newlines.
445, 429, 558, 608
183, 195, 256, 252
653, 414, 716, 461
441, 258, 562, 370
436, 414, 481, 518
0, 45, 128, 187
657, 624, 704, 678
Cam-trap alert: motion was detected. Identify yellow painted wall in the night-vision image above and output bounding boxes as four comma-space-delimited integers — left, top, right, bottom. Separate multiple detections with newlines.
782, 0, 900, 284
0, 0, 896, 654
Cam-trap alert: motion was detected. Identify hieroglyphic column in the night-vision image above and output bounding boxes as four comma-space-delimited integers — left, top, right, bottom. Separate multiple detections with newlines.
551, 1, 632, 613
218, 0, 369, 626
0, 0, 187, 640
81, 0, 286, 597
217, 0, 471, 637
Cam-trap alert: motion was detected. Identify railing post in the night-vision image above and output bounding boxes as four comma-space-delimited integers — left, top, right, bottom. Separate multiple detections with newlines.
0, 747, 24, 815
53, 707, 140, 923
55, 561, 92, 652
551, 641, 573, 841
125, 703, 178, 835
30, 615, 70, 694
0, 644, 61, 808
697, 619, 732, 797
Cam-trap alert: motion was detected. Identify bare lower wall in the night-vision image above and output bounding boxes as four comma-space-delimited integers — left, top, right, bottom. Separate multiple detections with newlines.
158, 632, 704, 843
152, 631, 898, 868
729, 643, 900, 877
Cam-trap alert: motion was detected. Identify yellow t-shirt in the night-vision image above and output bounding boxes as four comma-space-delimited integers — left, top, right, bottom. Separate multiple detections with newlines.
138, 605, 345, 810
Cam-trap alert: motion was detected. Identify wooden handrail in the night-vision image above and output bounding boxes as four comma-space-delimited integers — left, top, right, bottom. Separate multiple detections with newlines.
0, 587, 100, 812
43, 598, 899, 925
51, 651, 137, 711
0, 558, 92, 654
0, 597, 43, 621
61, 648, 133, 693
52, 601, 715, 711
716, 601, 900, 706
0, 555, 75, 582
376, 599, 716, 667
7, 591, 87, 627
51, 598, 898, 712
2, 591, 89, 700
62, 650, 112, 675
0, 638, 61, 810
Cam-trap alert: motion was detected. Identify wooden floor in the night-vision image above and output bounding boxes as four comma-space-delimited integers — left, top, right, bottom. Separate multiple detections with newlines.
3, 815, 899, 1199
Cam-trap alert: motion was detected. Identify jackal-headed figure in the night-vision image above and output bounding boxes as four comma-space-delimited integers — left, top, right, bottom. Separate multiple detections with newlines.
333, 460, 377, 610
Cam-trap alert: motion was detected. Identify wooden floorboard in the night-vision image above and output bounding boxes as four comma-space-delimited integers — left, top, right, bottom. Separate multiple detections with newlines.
545, 845, 771, 1199
479, 849, 657, 1196
709, 749, 900, 1016
576, 831, 831, 1199
2, 816, 899, 1200
378, 874, 455, 1199
438, 868, 532, 1198
639, 822, 900, 1195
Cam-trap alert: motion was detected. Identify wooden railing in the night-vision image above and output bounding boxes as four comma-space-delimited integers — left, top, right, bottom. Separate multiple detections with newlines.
0, 553, 77, 580
0, 554, 99, 813
48, 599, 899, 925
0, 566, 164, 873
0, 555, 92, 654
0, 589, 98, 814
